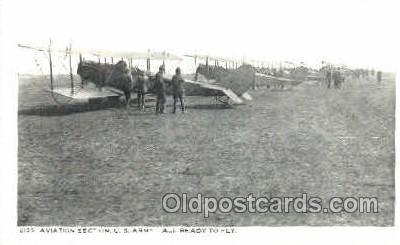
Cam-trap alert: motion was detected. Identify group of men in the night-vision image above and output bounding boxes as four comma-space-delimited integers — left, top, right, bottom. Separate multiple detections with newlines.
135, 65, 186, 114
325, 67, 383, 89
325, 68, 345, 89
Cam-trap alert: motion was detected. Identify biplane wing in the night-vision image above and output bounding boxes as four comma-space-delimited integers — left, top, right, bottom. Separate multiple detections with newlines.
18, 43, 183, 61
240, 92, 253, 101
162, 74, 244, 105
257, 72, 322, 81
186, 80, 244, 104
255, 73, 296, 83
184, 54, 241, 67
50, 87, 123, 100
255, 71, 323, 88
255, 72, 305, 86
86, 49, 182, 61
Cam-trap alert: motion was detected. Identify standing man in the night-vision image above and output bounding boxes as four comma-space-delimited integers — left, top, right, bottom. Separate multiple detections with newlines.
332, 67, 342, 89
135, 70, 147, 111
326, 67, 332, 88
377, 70, 382, 83
171, 67, 186, 113
154, 65, 166, 114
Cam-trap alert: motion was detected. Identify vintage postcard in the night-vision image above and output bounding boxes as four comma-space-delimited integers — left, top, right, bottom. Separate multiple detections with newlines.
0, 0, 399, 244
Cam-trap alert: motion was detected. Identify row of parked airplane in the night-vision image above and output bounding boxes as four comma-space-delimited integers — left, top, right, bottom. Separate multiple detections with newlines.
18, 42, 322, 109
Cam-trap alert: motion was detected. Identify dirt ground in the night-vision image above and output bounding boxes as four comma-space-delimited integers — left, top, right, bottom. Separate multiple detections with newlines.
18, 73, 395, 226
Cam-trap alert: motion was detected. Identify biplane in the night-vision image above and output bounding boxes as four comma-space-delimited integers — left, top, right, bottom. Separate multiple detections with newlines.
125, 53, 254, 106
19, 41, 255, 108
253, 62, 323, 89
181, 54, 254, 104
185, 54, 321, 91
18, 41, 182, 105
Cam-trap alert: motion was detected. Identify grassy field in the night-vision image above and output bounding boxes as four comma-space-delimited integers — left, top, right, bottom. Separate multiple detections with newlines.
18, 73, 395, 226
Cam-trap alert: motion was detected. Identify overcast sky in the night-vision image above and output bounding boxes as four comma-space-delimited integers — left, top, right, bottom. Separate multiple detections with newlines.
3, 0, 399, 70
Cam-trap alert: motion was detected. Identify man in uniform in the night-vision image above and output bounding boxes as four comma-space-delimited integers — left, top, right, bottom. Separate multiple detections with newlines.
377, 70, 382, 83
326, 67, 332, 88
135, 70, 147, 111
154, 65, 166, 114
332, 67, 342, 89
171, 67, 186, 113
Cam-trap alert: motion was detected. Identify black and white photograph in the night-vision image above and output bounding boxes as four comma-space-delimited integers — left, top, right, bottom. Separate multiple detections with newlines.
0, 0, 399, 244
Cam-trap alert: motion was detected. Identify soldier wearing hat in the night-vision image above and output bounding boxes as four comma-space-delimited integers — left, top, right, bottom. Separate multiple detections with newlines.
171, 67, 186, 113
377, 70, 382, 83
154, 65, 166, 114
135, 70, 147, 111
326, 67, 332, 89
332, 67, 342, 89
